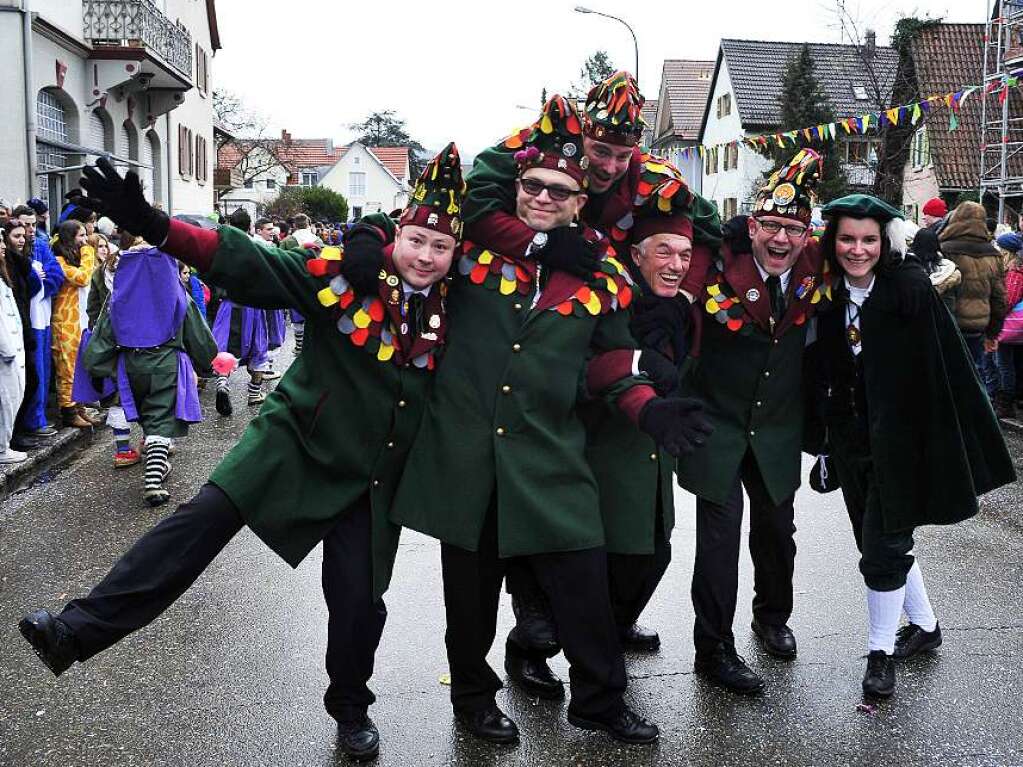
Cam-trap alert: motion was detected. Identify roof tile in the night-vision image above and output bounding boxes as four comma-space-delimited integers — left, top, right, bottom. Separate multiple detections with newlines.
658, 60, 715, 140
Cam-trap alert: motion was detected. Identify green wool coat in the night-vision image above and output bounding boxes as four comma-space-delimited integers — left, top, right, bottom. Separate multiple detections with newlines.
197, 227, 433, 598
676, 240, 830, 506
807, 276, 1016, 532
391, 246, 648, 556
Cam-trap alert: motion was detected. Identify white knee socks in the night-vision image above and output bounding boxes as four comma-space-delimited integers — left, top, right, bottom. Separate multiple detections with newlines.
867, 586, 906, 654
902, 561, 938, 631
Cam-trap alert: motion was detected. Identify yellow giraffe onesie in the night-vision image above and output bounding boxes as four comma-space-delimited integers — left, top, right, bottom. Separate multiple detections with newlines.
51, 244, 95, 408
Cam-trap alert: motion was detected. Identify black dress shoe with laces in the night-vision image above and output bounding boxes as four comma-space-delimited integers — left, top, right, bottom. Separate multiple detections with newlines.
455, 704, 519, 744
893, 622, 942, 659
694, 646, 765, 695
336, 715, 379, 761
568, 704, 659, 744
619, 623, 660, 652
752, 619, 797, 659
862, 650, 896, 698
504, 640, 565, 699
510, 595, 559, 655
18, 609, 79, 677
215, 388, 233, 416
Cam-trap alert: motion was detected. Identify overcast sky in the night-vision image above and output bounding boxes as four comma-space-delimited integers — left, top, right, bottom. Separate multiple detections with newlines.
212, 0, 982, 157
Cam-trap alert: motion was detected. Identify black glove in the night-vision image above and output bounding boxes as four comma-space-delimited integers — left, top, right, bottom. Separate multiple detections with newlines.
534, 226, 602, 278
888, 257, 931, 318
75, 156, 168, 245
341, 225, 386, 295
630, 294, 691, 355
637, 349, 680, 395
638, 396, 714, 458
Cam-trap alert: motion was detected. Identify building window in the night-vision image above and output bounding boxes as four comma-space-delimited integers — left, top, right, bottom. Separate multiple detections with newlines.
716, 93, 732, 118
37, 90, 69, 142
244, 179, 253, 189
706, 146, 719, 175
195, 45, 209, 95
301, 171, 318, 186
266, 178, 276, 189
852, 85, 869, 101
911, 128, 931, 169
178, 125, 194, 177
723, 198, 738, 219
352, 206, 363, 220
846, 140, 870, 164
349, 172, 366, 197
195, 134, 208, 183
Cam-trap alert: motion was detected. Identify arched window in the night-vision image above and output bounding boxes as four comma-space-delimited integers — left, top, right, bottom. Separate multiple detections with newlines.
120, 120, 139, 161
142, 131, 162, 203
88, 108, 115, 153
36, 88, 80, 213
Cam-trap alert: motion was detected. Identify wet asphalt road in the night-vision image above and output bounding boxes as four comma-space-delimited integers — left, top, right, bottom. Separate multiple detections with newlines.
2, 334, 1023, 767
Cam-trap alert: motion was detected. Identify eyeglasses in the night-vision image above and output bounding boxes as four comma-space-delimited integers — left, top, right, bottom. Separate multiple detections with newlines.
756, 219, 808, 237
517, 177, 582, 202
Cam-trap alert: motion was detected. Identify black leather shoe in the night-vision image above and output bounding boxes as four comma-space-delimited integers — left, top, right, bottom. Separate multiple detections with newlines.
862, 650, 895, 698
694, 647, 765, 695
510, 594, 559, 654
504, 642, 565, 699
893, 622, 942, 659
567, 704, 659, 744
18, 609, 79, 677
336, 715, 379, 761
455, 704, 519, 744
752, 619, 797, 659
619, 623, 660, 652
215, 388, 233, 416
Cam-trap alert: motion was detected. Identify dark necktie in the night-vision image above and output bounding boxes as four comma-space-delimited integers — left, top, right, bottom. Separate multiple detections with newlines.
766, 275, 786, 322
406, 292, 425, 338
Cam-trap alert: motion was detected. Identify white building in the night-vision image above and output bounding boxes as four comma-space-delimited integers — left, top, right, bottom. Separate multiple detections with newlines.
319, 143, 410, 220
699, 37, 898, 220
0, 0, 221, 216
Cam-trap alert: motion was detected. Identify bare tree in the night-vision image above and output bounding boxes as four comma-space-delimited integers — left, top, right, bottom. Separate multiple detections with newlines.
213, 88, 286, 189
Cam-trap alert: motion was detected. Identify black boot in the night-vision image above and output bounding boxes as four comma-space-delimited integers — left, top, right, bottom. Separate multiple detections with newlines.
694, 645, 765, 695
567, 704, 659, 744
215, 388, 233, 416
509, 592, 559, 655
455, 703, 519, 744
504, 636, 564, 699
619, 622, 660, 652
862, 650, 896, 698
336, 714, 379, 761
18, 609, 79, 677
893, 622, 942, 659
752, 619, 797, 659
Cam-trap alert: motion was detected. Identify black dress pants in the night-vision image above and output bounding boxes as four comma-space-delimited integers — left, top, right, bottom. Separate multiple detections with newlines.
691, 450, 796, 656
441, 503, 626, 718
321, 495, 387, 723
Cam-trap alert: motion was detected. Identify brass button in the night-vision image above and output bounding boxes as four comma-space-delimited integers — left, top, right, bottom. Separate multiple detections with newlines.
387, 441, 395, 449
512, 343, 522, 352
397, 400, 407, 408
749, 430, 756, 437
763, 371, 770, 379
773, 338, 779, 345
372, 479, 381, 487
513, 303, 523, 311
496, 427, 505, 436
649, 453, 657, 461
501, 385, 511, 394
755, 401, 762, 408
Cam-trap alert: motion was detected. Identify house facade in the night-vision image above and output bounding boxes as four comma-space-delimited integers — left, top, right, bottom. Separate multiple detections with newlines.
650, 59, 714, 195
319, 143, 410, 219
0, 0, 220, 215
698, 37, 898, 218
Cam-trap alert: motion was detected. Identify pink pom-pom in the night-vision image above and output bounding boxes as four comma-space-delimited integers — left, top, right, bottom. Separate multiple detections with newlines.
211, 352, 238, 376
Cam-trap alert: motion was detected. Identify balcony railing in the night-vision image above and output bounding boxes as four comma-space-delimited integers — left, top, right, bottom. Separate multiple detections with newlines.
83, 0, 193, 79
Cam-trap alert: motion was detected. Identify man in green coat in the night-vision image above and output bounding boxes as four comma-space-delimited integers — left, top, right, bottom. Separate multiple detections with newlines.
19, 145, 465, 762
388, 96, 711, 746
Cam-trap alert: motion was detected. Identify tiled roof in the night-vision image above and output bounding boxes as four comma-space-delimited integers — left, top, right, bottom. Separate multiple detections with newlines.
658, 60, 714, 140
717, 39, 900, 129
641, 99, 658, 130
362, 146, 410, 181
909, 23, 993, 190
216, 136, 343, 172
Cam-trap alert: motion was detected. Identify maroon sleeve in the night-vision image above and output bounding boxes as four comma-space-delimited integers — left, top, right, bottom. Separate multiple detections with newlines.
163, 218, 220, 273
585, 349, 634, 394
463, 210, 535, 256
617, 385, 657, 425
681, 242, 711, 298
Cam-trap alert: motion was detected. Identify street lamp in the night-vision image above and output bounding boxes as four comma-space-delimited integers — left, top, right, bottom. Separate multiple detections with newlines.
573, 6, 639, 85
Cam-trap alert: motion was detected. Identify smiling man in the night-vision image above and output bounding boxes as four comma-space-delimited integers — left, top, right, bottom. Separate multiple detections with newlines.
20, 145, 465, 762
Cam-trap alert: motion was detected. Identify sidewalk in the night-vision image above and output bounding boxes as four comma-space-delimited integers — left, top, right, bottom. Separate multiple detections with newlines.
0, 426, 95, 502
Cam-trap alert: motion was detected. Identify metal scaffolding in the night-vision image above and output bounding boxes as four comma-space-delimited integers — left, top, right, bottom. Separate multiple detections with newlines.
980, 0, 1023, 221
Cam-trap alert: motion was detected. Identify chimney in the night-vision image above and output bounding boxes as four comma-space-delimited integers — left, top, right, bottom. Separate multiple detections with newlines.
281, 129, 292, 144
864, 29, 876, 58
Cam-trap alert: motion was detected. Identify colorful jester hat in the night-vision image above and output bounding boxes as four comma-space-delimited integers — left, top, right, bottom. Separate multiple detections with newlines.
513, 95, 589, 187
752, 148, 821, 224
631, 162, 696, 244
401, 141, 466, 240
583, 70, 646, 147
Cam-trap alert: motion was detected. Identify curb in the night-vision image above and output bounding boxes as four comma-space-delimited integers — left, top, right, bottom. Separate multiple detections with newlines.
0, 427, 96, 502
